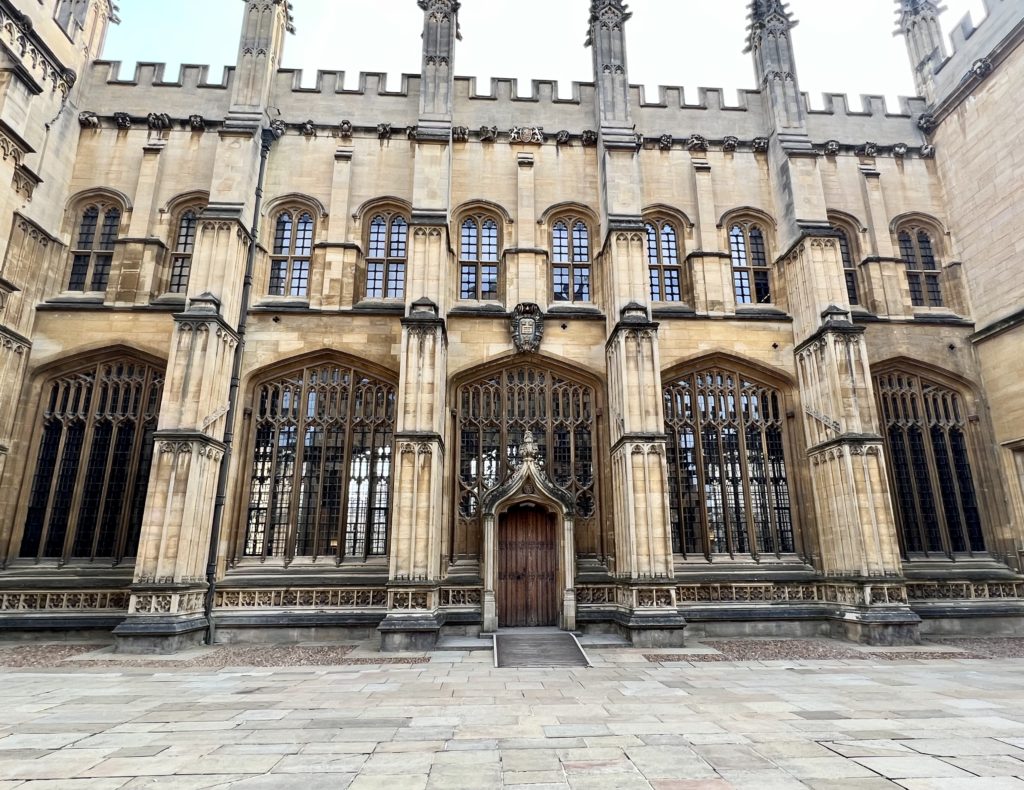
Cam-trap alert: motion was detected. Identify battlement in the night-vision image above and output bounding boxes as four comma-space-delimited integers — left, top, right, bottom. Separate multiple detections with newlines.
932, 0, 1023, 105
93, 61, 233, 90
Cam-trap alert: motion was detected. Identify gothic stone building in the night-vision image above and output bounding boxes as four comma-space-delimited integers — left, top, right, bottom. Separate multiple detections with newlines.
0, 0, 1022, 652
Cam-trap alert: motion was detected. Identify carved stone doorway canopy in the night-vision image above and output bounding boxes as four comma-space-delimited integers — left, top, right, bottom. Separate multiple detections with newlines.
480, 432, 577, 632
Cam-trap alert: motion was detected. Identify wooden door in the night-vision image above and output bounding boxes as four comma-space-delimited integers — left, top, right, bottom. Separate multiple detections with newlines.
498, 505, 559, 627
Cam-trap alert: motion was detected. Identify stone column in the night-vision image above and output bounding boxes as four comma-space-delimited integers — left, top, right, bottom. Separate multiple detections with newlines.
379, 299, 449, 650
113, 2, 289, 652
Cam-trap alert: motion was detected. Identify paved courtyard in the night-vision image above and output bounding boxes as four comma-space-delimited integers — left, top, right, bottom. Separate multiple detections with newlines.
3, 638, 1024, 789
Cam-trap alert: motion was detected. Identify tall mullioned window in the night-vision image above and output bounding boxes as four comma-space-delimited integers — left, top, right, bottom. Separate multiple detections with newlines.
898, 227, 943, 307
68, 205, 121, 292
366, 213, 408, 300
459, 216, 500, 301
269, 211, 313, 298
243, 361, 396, 562
646, 221, 682, 302
551, 219, 591, 303
663, 366, 794, 559
21, 359, 163, 564
834, 226, 860, 306
876, 370, 985, 557
169, 210, 198, 294
454, 365, 597, 559
729, 223, 771, 305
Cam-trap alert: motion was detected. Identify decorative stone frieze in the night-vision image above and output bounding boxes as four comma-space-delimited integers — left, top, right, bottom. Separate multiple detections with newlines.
752, 136, 770, 152
338, 119, 353, 138
917, 113, 937, 134
146, 112, 172, 131
555, 129, 571, 145
893, 142, 909, 158
581, 130, 599, 146
114, 113, 132, 130
0, 3, 77, 98
452, 125, 469, 142
215, 588, 388, 609
377, 122, 392, 140
722, 135, 739, 151
78, 111, 101, 129
0, 591, 130, 611
300, 119, 316, 137
856, 141, 879, 157
823, 139, 840, 155
658, 134, 673, 150
479, 125, 498, 142
189, 114, 206, 131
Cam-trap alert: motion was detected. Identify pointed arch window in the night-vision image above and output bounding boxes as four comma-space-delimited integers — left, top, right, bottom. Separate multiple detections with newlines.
243, 361, 396, 562
646, 221, 682, 302
897, 227, 943, 307
728, 222, 771, 305
20, 358, 163, 564
366, 213, 408, 300
269, 210, 314, 297
454, 365, 598, 559
551, 219, 591, 303
68, 205, 121, 292
833, 226, 860, 306
876, 371, 984, 557
459, 215, 500, 301
169, 210, 199, 294
663, 366, 795, 559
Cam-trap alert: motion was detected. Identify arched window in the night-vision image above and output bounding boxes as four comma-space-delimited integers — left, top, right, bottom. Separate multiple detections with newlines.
68, 205, 121, 292
897, 227, 943, 307
728, 222, 771, 305
551, 219, 591, 303
269, 211, 314, 297
365, 213, 408, 300
833, 226, 860, 306
454, 366, 597, 558
243, 360, 396, 562
663, 366, 794, 559
20, 358, 164, 564
169, 210, 199, 294
459, 215, 500, 301
876, 370, 984, 557
646, 221, 682, 302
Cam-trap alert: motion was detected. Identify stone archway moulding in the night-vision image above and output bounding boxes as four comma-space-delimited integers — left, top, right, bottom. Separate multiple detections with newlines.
480, 433, 577, 632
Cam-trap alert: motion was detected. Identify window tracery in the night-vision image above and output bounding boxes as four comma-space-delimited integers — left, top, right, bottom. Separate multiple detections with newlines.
728, 222, 771, 305
551, 218, 592, 303
645, 220, 682, 302
832, 225, 860, 306
459, 215, 500, 301
455, 366, 597, 556
365, 212, 408, 300
897, 226, 943, 307
20, 358, 164, 564
169, 210, 199, 294
243, 360, 396, 562
269, 210, 314, 298
876, 370, 984, 557
67, 204, 121, 292
663, 365, 794, 559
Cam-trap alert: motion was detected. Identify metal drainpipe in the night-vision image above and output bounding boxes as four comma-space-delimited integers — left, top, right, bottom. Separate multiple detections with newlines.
203, 126, 278, 646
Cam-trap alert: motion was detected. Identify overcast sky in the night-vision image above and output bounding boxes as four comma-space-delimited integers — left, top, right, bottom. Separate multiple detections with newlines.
103, 0, 988, 110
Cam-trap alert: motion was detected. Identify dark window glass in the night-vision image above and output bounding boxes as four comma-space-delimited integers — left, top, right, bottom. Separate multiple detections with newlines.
664, 368, 794, 559
647, 221, 683, 302
551, 219, 591, 303
244, 363, 396, 562
459, 216, 501, 300
169, 211, 199, 294
68, 205, 120, 292
899, 228, 944, 307
365, 212, 408, 299
20, 360, 163, 563
730, 223, 771, 304
269, 210, 314, 298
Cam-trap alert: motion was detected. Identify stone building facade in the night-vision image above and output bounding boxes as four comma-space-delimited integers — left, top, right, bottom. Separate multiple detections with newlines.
0, 0, 1022, 651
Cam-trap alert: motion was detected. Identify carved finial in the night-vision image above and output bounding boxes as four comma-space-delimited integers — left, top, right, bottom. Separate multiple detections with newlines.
746, 0, 797, 52
520, 431, 539, 462
586, 0, 632, 46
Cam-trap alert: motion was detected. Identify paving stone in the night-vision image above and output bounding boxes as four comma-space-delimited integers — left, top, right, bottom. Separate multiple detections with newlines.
853, 754, 976, 778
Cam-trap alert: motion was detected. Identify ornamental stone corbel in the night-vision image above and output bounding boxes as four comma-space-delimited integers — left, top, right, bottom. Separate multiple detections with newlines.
78, 111, 100, 129
114, 113, 132, 130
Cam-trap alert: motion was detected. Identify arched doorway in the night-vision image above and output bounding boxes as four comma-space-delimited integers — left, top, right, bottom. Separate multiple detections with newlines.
481, 433, 577, 632
498, 504, 559, 627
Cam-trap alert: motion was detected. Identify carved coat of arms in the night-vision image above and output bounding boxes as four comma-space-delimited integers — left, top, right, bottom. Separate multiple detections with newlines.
511, 302, 544, 353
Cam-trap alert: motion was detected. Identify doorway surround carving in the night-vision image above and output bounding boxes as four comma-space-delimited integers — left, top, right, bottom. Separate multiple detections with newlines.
480, 433, 576, 632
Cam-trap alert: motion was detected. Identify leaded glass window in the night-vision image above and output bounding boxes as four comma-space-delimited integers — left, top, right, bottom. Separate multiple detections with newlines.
664, 367, 794, 559
834, 226, 860, 306
898, 228, 943, 307
455, 366, 597, 558
876, 371, 984, 557
269, 211, 314, 297
20, 359, 163, 563
169, 210, 198, 294
646, 221, 682, 302
729, 223, 771, 305
68, 205, 121, 292
366, 213, 408, 300
459, 216, 500, 301
244, 361, 396, 562
551, 219, 591, 303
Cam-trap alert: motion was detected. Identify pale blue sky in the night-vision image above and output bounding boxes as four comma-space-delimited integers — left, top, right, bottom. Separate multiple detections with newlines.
103, 0, 987, 109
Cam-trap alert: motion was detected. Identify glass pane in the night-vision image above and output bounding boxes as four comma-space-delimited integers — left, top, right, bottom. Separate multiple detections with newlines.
274, 213, 293, 256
